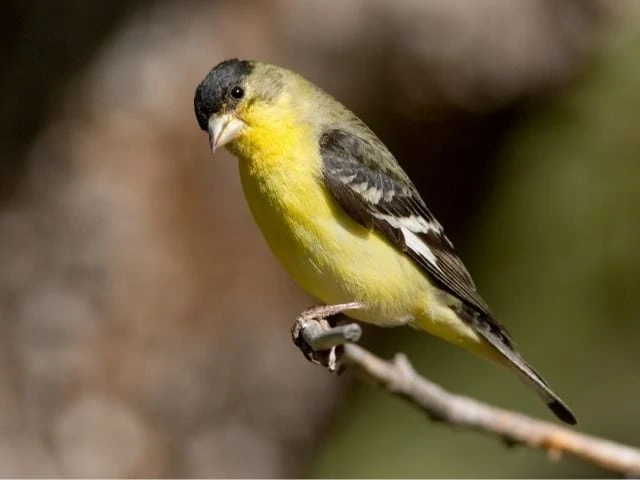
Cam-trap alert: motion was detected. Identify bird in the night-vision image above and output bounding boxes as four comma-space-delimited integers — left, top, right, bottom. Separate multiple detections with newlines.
193, 58, 577, 425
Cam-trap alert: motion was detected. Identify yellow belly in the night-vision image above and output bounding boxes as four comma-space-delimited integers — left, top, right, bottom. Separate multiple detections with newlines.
235, 147, 430, 326
228, 124, 482, 347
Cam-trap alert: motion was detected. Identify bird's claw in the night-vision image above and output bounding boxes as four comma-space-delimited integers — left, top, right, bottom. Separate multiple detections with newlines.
290, 303, 363, 373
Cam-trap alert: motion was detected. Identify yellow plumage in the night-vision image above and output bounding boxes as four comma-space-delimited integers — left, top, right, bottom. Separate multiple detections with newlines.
193, 58, 576, 424
229, 99, 484, 351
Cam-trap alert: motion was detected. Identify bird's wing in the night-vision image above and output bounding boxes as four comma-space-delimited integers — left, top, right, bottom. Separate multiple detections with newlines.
319, 130, 585, 425
320, 128, 495, 321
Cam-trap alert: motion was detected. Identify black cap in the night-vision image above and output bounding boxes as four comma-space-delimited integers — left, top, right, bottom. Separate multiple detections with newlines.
194, 59, 254, 131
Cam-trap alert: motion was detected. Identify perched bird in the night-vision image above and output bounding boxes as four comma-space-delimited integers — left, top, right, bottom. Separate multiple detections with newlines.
193, 58, 577, 425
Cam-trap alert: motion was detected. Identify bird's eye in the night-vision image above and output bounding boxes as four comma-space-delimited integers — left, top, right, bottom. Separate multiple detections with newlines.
230, 86, 244, 99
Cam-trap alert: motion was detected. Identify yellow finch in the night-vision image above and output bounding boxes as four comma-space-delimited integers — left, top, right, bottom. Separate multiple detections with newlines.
194, 59, 576, 425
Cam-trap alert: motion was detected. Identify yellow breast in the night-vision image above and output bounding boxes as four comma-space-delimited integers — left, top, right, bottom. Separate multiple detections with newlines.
227, 112, 433, 326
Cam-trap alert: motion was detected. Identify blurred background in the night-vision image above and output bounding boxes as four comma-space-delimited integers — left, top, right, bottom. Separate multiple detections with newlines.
1, 0, 639, 477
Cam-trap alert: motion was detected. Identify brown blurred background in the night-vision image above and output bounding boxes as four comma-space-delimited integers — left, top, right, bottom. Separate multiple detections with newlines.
1, 0, 639, 477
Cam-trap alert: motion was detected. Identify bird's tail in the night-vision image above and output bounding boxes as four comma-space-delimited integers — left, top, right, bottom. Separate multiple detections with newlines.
473, 321, 577, 425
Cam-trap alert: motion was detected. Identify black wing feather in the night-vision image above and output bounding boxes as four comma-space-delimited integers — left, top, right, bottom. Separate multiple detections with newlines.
320, 129, 500, 330
320, 128, 578, 425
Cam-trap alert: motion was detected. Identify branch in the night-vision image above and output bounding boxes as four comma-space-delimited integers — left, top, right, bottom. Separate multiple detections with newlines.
292, 317, 640, 477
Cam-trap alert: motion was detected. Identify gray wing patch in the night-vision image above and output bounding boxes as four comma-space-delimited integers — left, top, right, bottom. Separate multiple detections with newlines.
320, 128, 494, 321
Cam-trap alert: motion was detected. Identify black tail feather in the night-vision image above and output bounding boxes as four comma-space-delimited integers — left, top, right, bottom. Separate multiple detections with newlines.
468, 313, 578, 425
548, 399, 578, 425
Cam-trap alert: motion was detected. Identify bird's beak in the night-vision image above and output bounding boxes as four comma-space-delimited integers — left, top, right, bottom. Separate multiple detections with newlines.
207, 113, 246, 152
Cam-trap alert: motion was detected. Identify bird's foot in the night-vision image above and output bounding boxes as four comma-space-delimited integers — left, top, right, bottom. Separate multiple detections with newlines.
291, 302, 364, 373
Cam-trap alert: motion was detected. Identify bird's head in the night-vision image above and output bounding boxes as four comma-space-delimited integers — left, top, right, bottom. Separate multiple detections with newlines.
194, 58, 305, 154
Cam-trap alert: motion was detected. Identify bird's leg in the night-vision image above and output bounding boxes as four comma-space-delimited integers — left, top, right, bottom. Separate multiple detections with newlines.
291, 302, 364, 372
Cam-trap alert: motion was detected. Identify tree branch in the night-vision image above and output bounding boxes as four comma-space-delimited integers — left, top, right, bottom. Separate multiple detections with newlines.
292, 317, 640, 477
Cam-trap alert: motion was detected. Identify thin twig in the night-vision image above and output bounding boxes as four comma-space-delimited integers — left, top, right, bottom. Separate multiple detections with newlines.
293, 319, 640, 477
300, 322, 362, 351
